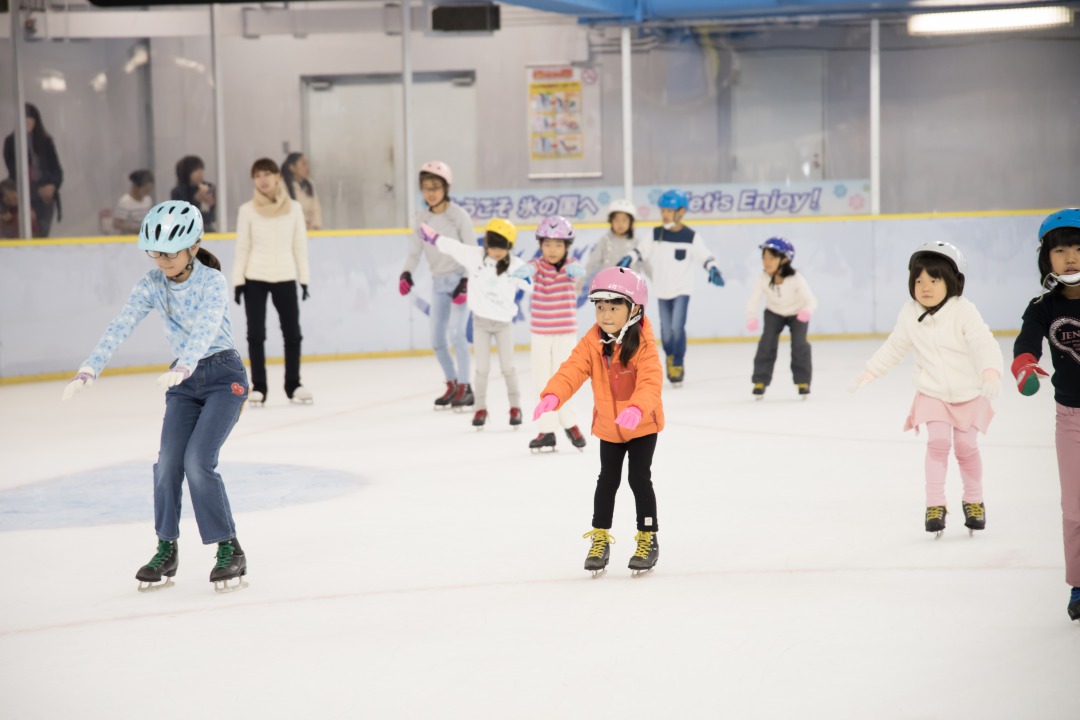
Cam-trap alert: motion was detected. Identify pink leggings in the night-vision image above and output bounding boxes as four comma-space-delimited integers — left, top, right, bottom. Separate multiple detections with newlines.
925, 421, 982, 507
1054, 405, 1080, 587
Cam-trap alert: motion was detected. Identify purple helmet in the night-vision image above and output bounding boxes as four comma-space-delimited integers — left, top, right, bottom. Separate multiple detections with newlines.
589, 267, 648, 308
760, 237, 795, 262
536, 215, 575, 244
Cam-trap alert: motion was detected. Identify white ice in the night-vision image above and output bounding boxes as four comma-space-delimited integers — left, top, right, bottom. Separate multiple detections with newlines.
1, 339, 1077, 720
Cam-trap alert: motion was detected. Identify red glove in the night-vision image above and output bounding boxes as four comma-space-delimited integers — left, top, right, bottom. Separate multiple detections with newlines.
451, 278, 468, 305
1011, 353, 1049, 396
399, 271, 413, 296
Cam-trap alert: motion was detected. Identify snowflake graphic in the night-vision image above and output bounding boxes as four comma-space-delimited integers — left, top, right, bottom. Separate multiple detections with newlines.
849, 194, 866, 211
647, 189, 663, 205
833, 184, 848, 199
597, 191, 611, 206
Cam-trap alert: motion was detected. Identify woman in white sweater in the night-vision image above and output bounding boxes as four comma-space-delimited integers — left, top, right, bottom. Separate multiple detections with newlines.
232, 158, 311, 405
852, 241, 1003, 538
746, 238, 817, 399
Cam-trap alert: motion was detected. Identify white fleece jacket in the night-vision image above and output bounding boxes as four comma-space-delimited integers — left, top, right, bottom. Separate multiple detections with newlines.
233, 200, 310, 286
434, 236, 532, 323
746, 271, 818, 319
866, 297, 1004, 403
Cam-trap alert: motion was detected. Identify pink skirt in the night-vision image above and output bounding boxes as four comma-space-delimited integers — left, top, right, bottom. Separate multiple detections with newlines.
903, 392, 994, 435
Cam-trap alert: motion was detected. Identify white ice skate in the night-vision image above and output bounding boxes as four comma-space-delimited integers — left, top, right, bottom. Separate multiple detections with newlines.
290, 386, 313, 404
248, 390, 265, 407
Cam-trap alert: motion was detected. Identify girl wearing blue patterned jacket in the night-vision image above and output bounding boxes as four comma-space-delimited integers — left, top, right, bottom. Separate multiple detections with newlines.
61, 201, 250, 594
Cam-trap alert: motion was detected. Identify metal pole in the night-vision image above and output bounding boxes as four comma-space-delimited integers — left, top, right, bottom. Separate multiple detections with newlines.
402, 0, 416, 225
11, 4, 33, 239
870, 18, 880, 215
210, 5, 228, 232
621, 26, 633, 203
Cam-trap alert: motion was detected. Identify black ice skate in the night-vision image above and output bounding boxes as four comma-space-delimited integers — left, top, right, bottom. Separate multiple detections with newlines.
629, 531, 659, 577
1069, 588, 1080, 622
668, 365, 684, 387
797, 383, 810, 400
529, 432, 557, 453
925, 506, 947, 539
451, 383, 475, 412
565, 426, 587, 451
509, 407, 522, 428
583, 528, 614, 578
472, 409, 488, 429
752, 382, 766, 400
136, 539, 178, 592
210, 538, 248, 593
962, 501, 986, 536
434, 381, 457, 410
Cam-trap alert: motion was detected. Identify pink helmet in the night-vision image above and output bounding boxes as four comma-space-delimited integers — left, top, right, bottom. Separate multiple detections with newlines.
419, 160, 452, 187
536, 215, 575, 243
589, 267, 648, 307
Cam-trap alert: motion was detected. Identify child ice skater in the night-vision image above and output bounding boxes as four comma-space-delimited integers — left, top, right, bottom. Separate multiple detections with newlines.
1011, 208, 1080, 622
533, 267, 665, 577
617, 189, 724, 386
746, 237, 818, 399
586, 199, 645, 277
62, 201, 249, 593
419, 217, 532, 429
518, 215, 588, 452
400, 160, 475, 410
852, 241, 1003, 538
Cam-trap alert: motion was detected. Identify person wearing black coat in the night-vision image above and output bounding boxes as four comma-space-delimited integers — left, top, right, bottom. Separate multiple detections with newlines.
3, 103, 63, 238
170, 155, 217, 232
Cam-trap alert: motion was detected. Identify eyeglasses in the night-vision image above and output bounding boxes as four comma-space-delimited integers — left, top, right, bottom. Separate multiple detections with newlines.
146, 250, 182, 260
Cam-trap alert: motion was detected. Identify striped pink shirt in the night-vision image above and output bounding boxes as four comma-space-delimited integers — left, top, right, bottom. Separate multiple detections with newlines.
529, 259, 580, 335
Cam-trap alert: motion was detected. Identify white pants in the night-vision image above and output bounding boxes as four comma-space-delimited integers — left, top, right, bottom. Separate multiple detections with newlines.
473, 316, 519, 411
531, 332, 578, 433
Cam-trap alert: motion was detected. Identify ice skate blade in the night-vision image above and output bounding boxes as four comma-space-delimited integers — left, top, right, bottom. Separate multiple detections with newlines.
137, 577, 175, 593
932, 530, 944, 540
630, 567, 654, 578
530, 447, 557, 454
589, 568, 607, 579
289, 398, 313, 405
213, 577, 249, 594
754, 396, 764, 402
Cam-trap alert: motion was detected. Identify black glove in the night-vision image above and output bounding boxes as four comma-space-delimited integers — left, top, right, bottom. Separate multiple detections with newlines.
301, 284, 310, 301
234, 285, 244, 306
451, 277, 468, 304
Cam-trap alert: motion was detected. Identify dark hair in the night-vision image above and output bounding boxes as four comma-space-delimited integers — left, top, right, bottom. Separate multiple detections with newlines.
195, 246, 221, 271
129, 169, 154, 187
908, 253, 965, 306
250, 158, 280, 177
281, 152, 313, 200
608, 212, 635, 239
484, 231, 511, 275
1038, 227, 1080, 296
0, 178, 15, 195
764, 247, 796, 286
175, 156, 205, 187
598, 297, 643, 367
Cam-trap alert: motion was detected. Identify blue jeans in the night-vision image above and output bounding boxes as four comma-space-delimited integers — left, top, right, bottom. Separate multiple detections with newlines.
430, 271, 470, 383
154, 349, 248, 544
657, 295, 690, 366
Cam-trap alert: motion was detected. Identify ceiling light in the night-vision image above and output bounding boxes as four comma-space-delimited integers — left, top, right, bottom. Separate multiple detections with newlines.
908, 6, 1073, 35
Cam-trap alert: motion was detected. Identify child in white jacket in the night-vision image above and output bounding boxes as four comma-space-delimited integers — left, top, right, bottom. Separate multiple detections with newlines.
746, 237, 817, 399
852, 241, 1003, 537
419, 218, 532, 429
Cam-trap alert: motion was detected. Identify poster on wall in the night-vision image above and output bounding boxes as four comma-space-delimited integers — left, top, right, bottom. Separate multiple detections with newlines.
527, 65, 602, 179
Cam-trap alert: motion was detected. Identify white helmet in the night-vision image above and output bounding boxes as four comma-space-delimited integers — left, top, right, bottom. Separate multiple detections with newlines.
909, 241, 967, 274
607, 199, 636, 220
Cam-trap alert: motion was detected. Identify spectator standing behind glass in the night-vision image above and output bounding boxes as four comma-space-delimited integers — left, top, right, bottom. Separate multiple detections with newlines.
114, 170, 155, 234
3, 103, 63, 238
0, 178, 39, 239
232, 158, 311, 406
281, 152, 322, 231
170, 155, 216, 232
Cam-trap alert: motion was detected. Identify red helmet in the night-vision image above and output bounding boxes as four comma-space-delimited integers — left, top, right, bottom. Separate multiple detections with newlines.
419, 160, 452, 187
589, 267, 648, 308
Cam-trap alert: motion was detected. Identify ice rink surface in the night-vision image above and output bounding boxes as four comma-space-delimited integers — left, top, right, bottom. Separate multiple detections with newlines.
1, 338, 1077, 719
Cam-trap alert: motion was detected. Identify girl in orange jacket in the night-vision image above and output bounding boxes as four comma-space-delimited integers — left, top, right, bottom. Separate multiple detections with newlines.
533, 267, 665, 577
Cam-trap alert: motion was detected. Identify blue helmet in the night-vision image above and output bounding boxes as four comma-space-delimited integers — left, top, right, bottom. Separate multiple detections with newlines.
658, 189, 688, 211
138, 201, 204, 254
1039, 208, 1080, 243
760, 237, 795, 262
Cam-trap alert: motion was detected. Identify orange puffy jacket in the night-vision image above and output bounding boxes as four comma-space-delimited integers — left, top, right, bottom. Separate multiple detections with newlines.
540, 316, 665, 443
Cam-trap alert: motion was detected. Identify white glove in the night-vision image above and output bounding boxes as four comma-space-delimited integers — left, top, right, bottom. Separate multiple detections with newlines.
61, 366, 97, 401
848, 370, 875, 393
157, 367, 192, 390
979, 369, 1002, 400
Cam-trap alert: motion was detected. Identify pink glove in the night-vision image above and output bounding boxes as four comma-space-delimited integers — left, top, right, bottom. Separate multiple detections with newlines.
614, 406, 642, 431
796, 309, 812, 323
746, 318, 760, 333
399, 271, 413, 296
418, 223, 439, 245
532, 393, 559, 421
451, 278, 468, 305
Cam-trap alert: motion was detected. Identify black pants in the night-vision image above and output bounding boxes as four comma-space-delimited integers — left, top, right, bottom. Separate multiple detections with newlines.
594, 433, 659, 532
243, 279, 302, 398
752, 309, 812, 386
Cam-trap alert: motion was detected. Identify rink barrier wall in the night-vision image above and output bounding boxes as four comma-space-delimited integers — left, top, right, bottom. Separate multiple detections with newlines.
0, 208, 1049, 383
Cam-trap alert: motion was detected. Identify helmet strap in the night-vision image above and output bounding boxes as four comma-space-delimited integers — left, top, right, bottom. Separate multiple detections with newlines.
167, 244, 199, 282
917, 297, 949, 323
600, 306, 642, 346
1052, 271, 1080, 287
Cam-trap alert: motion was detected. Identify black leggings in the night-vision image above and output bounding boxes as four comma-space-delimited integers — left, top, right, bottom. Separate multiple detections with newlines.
243, 279, 303, 397
593, 433, 658, 532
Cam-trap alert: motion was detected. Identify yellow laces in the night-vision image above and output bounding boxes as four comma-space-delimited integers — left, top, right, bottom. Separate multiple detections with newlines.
963, 502, 984, 520
632, 531, 654, 559
925, 506, 946, 521
583, 529, 614, 558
